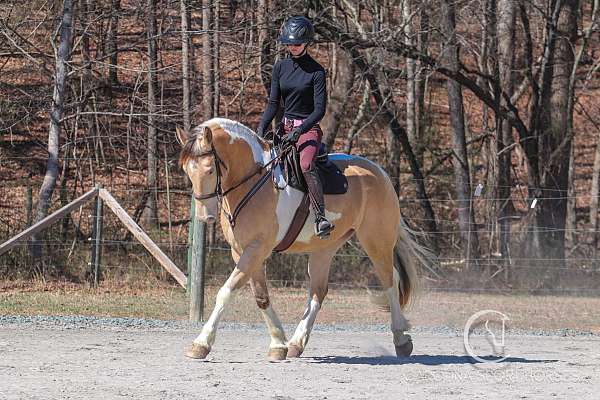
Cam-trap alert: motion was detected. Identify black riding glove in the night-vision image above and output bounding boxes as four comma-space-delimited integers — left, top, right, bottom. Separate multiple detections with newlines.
283, 127, 302, 145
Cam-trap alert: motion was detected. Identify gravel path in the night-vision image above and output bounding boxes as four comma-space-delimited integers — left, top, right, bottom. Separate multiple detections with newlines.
1, 316, 599, 399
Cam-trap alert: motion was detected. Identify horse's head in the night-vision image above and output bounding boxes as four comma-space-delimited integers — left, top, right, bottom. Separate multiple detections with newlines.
177, 118, 268, 224
177, 124, 220, 223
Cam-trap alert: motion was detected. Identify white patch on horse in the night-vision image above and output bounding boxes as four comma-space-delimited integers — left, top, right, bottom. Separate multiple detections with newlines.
262, 305, 287, 349
288, 298, 321, 349
194, 286, 233, 348
295, 209, 342, 243
201, 117, 266, 164
275, 186, 304, 243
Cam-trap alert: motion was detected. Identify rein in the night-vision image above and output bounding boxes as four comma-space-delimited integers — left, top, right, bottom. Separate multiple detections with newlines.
191, 141, 291, 228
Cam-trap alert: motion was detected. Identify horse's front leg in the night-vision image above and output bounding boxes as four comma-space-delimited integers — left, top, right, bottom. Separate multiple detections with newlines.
287, 251, 335, 358
249, 268, 288, 361
185, 241, 269, 359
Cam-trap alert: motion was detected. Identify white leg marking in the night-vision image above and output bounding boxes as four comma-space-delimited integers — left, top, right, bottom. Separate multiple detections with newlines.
387, 270, 411, 346
261, 305, 288, 349
193, 286, 233, 348
288, 298, 321, 349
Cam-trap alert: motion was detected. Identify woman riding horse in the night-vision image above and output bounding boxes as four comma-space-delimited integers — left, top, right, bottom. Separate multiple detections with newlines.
257, 16, 334, 238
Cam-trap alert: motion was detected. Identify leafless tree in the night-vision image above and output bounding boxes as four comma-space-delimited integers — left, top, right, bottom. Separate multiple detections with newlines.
440, 0, 479, 263
31, 0, 74, 259
144, 0, 159, 228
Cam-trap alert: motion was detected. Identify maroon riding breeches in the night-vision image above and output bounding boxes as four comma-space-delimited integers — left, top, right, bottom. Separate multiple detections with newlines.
282, 118, 323, 172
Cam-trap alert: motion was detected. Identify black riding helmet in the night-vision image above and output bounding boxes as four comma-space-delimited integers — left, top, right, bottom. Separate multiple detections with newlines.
279, 16, 315, 44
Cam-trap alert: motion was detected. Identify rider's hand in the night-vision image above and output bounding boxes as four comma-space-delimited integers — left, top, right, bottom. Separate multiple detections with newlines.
283, 127, 302, 145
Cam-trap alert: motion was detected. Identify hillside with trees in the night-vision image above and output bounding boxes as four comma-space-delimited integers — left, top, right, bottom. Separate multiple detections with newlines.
1, 0, 599, 292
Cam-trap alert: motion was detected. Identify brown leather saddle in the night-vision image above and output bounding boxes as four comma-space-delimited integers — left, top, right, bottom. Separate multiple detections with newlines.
272, 141, 348, 252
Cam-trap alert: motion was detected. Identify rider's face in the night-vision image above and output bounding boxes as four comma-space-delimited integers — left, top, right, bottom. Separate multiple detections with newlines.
286, 43, 307, 57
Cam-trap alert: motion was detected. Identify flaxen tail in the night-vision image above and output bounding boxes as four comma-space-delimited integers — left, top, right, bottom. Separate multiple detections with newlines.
395, 217, 439, 309
370, 217, 438, 311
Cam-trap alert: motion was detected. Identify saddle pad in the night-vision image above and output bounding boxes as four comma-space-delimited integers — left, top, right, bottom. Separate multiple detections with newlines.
273, 194, 310, 252
317, 160, 348, 195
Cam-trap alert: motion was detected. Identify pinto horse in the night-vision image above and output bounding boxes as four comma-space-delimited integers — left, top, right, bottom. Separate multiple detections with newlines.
177, 117, 431, 360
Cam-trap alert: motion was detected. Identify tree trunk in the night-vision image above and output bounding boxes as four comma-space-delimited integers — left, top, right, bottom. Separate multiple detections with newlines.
341, 46, 438, 239
531, 0, 578, 281
343, 81, 370, 153
584, 1, 600, 260
31, 0, 74, 259
202, 0, 214, 119
213, 0, 220, 116
591, 128, 600, 261
257, 0, 271, 95
403, 0, 418, 152
181, 0, 192, 132
321, 46, 355, 151
415, 6, 430, 158
144, 0, 159, 228
106, 0, 120, 86
568, 0, 598, 255
440, 0, 479, 264
565, 142, 576, 253
496, 0, 517, 274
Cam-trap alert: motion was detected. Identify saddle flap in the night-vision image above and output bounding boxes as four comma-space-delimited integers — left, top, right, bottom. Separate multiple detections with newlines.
270, 143, 349, 195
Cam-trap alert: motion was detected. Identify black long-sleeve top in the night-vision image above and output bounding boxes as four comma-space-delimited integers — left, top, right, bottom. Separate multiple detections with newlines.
258, 53, 327, 135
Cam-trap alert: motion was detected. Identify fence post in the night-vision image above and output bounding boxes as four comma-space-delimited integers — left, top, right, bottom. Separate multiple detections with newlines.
90, 185, 103, 287
189, 198, 207, 322
187, 198, 195, 291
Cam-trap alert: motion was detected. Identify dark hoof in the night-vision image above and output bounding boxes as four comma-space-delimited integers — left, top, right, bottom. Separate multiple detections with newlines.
267, 347, 288, 361
185, 343, 210, 359
395, 339, 413, 357
287, 343, 303, 358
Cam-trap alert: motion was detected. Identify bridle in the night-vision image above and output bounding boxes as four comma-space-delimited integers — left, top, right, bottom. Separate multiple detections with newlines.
189, 140, 290, 228
191, 146, 241, 201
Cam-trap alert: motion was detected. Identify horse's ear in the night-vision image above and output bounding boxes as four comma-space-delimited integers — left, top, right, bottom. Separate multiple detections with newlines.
203, 126, 213, 143
176, 126, 189, 146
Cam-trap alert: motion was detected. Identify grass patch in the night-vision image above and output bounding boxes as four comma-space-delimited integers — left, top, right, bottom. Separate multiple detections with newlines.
1, 278, 599, 332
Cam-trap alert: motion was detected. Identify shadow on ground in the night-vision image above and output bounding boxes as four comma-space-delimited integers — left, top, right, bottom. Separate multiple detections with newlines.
305, 354, 559, 366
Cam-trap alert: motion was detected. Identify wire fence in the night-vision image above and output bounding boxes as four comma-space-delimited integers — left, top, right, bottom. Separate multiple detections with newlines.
2, 181, 600, 297
0, 169, 600, 291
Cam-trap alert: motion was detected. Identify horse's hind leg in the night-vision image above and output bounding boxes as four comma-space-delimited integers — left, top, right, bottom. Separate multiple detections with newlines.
357, 230, 413, 357
287, 249, 336, 358
249, 267, 288, 361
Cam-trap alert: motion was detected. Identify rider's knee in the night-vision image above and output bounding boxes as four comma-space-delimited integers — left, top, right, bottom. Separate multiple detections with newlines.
300, 159, 314, 172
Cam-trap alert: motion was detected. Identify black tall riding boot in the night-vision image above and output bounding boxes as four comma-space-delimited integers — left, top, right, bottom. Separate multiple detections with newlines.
303, 167, 334, 238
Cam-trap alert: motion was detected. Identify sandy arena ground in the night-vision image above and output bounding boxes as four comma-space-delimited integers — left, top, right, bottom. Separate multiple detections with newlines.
1, 321, 599, 399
